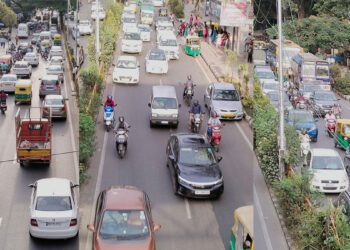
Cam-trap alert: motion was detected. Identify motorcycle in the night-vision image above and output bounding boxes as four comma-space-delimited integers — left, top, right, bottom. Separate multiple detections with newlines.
0, 101, 7, 114
326, 119, 336, 137
184, 85, 195, 106
191, 113, 202, 133
103, 105, 115, 132
295, 96, 306, 109
114, 128, 129, 159
207, 124, 224, 152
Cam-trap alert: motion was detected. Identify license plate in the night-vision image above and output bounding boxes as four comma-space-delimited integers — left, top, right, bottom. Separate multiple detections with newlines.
161, 121, 168, 124
325, 183, 335, 187
223, 114, 234, 118
194, 190, 210, 195
5, 83, 12, 86
46, 222, 61, 226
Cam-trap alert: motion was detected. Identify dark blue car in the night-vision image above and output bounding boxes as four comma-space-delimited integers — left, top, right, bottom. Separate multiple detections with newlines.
286, 110, 318, 142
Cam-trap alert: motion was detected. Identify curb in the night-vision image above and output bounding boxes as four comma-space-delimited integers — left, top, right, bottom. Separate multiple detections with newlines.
199, 51, 222, 82
333, 88, 350, 101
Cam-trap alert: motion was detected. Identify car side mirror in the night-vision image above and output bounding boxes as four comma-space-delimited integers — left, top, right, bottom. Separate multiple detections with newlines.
153, 224, 161, 232
217, 156, 223, 162
87, 224, 95, 232
168, 155, 175, 161
178, 104, 181, 108
148, 103, 151, 107
28, 184, 35, 188
72, 184, 79, 188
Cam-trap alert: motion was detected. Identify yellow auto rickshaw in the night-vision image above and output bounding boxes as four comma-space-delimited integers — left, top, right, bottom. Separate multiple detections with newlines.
184, 35, 201, 57
159, 7, 168, 17
229, 206, 254, 250
15, 79, 32, 105
334, 119, 350, 150
40, 39, 51, 51
53, 34, 62, 46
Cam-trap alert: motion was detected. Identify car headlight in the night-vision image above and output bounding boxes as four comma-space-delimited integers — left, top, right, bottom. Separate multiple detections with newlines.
151, 113, 157, 117
172, 114, 178, 118
178, 176, 191, 186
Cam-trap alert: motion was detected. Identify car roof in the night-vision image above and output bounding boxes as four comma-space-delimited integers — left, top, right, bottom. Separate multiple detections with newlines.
160, 33, 176, 40
42, 75, 59, 80
118, 55, 136, 62
125, 27, 139, 33
51, 46, 62, 50
175, 133, 209, 146
45, 94, 63, 100
104, 186, 145, 210
211, 83, 236, 90
51, 56, 63, 60
36, 178, 71, 197
311, 148, 340, 157
149, 48, 165, 54
152, 85, 176, 98
15, 61, 29, 65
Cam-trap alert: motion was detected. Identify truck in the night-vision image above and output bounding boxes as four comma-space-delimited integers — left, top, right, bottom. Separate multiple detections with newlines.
15, 108, 52, 167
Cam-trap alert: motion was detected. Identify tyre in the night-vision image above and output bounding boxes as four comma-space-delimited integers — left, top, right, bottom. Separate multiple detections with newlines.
106, 125, 110, 132
149, 120, 154, 128
19, 160, 24, 167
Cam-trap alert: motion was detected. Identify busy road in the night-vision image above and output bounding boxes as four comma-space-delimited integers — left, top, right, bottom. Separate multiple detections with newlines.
0, 28, 79, 249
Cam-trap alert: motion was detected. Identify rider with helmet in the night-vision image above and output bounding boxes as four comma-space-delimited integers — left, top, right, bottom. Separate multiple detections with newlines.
207, 110, 222, 137
104, 95, 115, 108
332, 103, 341, 118
114, 116, 130, 148
188, 99, 202, 129
325, 110, 336, 129
183, 75, 194, 97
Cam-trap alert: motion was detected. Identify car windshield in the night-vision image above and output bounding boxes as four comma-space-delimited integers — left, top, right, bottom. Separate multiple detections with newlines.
213, 89, 240, 101
124, 32, 140, 40
256, 71, 275, 79
124, 17, 136, 23
149, 51, 166, 60
179, 146, 216, 166
15, 64, 28, 68
288, 112, 314, 123
35, 196, 72, 211
48, 66, 62, 72
316, 64, 329, 77
46, 98, 63, 105
160, 39, 177, 46
152, 97, 177, 109
99, 210, 149, 240
117, 60, 137, 69
80, 21, 90, 25
311, 156, 344, 170
138, 26, 150, 32
314, 92, 337, 101
25, 53, 36, 57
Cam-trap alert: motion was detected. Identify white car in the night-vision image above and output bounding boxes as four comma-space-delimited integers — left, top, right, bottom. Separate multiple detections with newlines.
12, 61, 32, 78
306, 148, 349, 193
91, 7, 106, 20
262, 81, 279, 95
91, 1, 97, 11
157, 22, 174, 33
153, 0, 163, 7
0, 74, 17, 92
156, 17, 171, 28
112, 56, 140, 84
49, 46, 64, 59
121, 28, 142, 54
29, 178, 79, 239
156, 30, 175, 43
138, 24, 151, 42
145, 48, 168, 74
158, 33, 179, 60
122, 7, 134, 19
126, 3, 138, 13
23, 52, 39, 67
49, 56, 64, 68
78, 20, 93, 35
122, 15, 137, 32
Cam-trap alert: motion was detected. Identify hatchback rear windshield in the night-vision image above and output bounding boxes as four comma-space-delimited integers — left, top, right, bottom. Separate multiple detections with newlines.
124, 32, 140, 40
42, 79, 58, 85
152, 97, 177, 109
46, 98, 63, 105
36, 196, 72, 211
15, 64, 28, 68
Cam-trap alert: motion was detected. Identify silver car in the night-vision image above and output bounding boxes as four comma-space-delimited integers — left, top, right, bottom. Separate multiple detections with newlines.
23, 52, 39, 67
46, 64, 64, 83
49, 46, 64, 59
49, 56, 64, 68
42, 94, 67, 120
0, 74, 17, 93
39, 75, 61, 97
312, 91, 340, 116
12, 61, 32, 78
204, 83, 243, 120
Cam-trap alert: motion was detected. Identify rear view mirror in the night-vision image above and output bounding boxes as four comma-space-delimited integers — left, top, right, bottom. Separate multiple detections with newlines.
178, 103, 181, 108
148, 103, 151, 107
28, 184, 35, 188
217, 156, 223, 162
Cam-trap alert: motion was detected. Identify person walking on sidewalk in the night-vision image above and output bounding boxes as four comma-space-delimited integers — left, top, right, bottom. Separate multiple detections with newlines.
203, 22, 208, 41
195, 15, 200, 26
247, 44, 253, 63
244, 33, 253, 52
15, 35, 18, 46
0, 37, 6, 49
216, 31, 222, 48
211, 27, 218, 44
189, 14, 193, 26
209, 20, 213, 38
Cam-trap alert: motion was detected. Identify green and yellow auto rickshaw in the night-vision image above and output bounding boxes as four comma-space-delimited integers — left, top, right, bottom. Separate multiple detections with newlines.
334, 119, 350, 150
53, 34, 62, 46
15, 79, 32, 105
184, 35, 201, 57
229, 206, 254, 250
159, 7, 168, 17
0, 55, 13, 74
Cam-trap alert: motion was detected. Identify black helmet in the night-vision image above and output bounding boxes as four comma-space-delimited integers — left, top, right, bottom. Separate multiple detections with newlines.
193, 99, 199, 106
119, 116, 124, 123
187, 75, 192, 80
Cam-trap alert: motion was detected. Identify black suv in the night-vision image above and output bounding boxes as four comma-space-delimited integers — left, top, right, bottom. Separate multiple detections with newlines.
166, 133, 224, 199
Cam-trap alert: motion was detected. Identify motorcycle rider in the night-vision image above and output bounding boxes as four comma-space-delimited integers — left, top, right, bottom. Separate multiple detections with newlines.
325, 110, 336, 129
0, 90, 7, 106
332, 103, 341, 118
183, 75, 194, 98
114, 116, 130, 148
104, 95, 115, 108
188, 99, 202, 129
207, 110, 222, 138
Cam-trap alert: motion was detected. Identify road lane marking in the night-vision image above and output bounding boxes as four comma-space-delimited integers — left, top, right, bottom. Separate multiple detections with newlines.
254, 187, 273, 250
184, 198, 192, 219
0, 217, 2, 227
12, 153, 16, 164
234, 123, 253, 150
195, 57, 214, 83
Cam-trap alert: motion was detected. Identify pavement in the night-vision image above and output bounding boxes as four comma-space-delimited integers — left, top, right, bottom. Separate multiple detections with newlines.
0, 27, 79, 249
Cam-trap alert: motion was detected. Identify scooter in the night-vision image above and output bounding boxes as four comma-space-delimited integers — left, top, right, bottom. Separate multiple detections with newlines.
191, 113, 202, 133
295, 96, 306, 109
0, 101, 7, 114
114, 128, 129, 159
207, 124, 224, 152
326, 119, 336, 137
103, 105, 116, 132
183, 85, 195, 106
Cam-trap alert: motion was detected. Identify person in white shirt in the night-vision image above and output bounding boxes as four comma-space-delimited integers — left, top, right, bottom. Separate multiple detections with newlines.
325, 110, 336, 129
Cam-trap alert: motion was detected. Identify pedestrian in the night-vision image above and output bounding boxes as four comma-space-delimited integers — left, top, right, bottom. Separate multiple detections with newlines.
211, 27, 217, 44
195, 15, 200, 26
184, 23, 189, 37
216, 31, 222, 48
189, 14, 193, 26
203, 22, 208, 42
0, 38, 6, 49
247, 44, 253, 63
72, 65, 78, 81
15, 35, 18, 46
209, 20, 213, 37
244, 32, 253, 52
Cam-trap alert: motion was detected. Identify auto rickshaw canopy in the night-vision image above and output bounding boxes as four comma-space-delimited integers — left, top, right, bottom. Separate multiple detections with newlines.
15, 79, 32, 90
186, 36, 200, 46
336, 119, 350, 136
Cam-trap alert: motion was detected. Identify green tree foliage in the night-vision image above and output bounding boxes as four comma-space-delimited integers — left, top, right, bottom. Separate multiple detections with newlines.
266, 16, 350, 53
79, 113, 95, 164
313, 0, 350, 20
169, 0, 184, 18
0, 1, 17, 27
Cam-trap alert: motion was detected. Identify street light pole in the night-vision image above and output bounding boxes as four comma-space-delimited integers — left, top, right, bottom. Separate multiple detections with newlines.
95, 0, 100, 65
75, 0, 79, 66
277, 0, 285, 179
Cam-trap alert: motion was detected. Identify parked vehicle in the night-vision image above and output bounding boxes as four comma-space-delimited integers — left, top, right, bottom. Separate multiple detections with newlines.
15, 108, 52, 166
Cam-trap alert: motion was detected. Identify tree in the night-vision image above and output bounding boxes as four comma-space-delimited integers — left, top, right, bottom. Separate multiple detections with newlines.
0, 1, 17, 27
313, 0, 350, 20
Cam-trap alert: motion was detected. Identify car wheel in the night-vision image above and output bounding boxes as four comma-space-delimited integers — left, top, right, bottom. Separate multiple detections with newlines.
149, 120, 154, 128
313, 137, 318, 143
173, 123, 178, 129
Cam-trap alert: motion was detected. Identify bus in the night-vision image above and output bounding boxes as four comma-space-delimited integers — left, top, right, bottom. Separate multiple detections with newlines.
291, 52, 331, 86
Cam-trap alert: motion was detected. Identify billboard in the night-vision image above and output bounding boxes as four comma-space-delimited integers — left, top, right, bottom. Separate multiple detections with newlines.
220, 0, 253, 27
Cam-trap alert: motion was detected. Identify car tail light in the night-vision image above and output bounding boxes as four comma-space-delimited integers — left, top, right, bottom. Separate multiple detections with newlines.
43, 107, 49, 112
30, 219, 38, 227
61, 106, 66, 112
40, 82, 44, 89
70, 219, 77, 226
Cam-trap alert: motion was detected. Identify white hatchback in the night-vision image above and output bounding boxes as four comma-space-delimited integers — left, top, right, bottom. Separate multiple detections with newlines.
121, 28, 142, 54
122, 15, 137, 32
158, 33, 179, 60
49, 46, 64, 59
112, 56, 140, 84
78, 20, 93, 35
145, 48, 168, 74
29, 178, 79, 239
0, 74, 17, 92
91, 7, 106, 20
306, 148, 349, 193
49, 56, 64, 68
23, 52, 40, 67
138, 24, 151, 42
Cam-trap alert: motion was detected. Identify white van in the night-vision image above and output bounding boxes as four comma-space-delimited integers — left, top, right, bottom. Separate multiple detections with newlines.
148, 85, 180, 128
18, 23, 29, 39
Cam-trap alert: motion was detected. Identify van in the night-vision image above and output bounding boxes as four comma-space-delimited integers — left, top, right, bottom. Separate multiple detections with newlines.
18, 23, 29, 38
148, 85, 180, 128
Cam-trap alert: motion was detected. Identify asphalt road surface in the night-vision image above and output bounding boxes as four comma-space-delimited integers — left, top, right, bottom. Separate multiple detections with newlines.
0, 30, 79, 250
